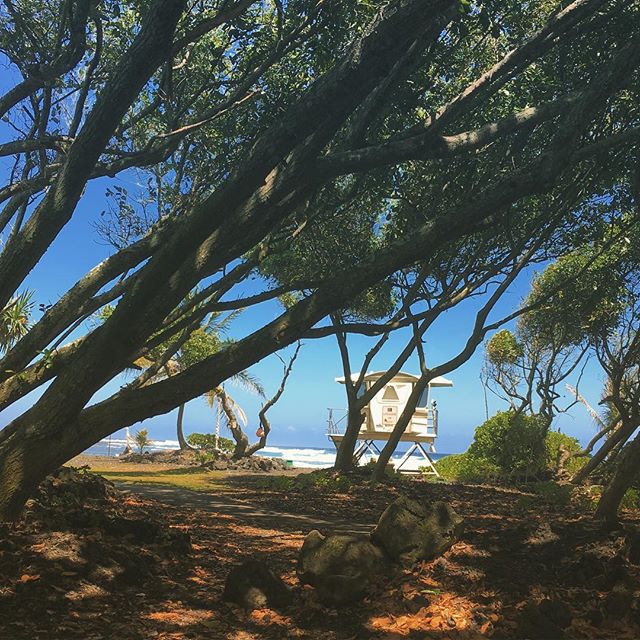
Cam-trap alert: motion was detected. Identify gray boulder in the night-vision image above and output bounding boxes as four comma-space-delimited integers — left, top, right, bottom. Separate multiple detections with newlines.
371, 497, 463, 566
297, 530, 387, 605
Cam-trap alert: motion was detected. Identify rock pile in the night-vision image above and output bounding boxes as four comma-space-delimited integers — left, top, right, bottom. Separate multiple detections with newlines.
118, 449, 290, 472
119, 449, 201, 465
297, 530, 388, 605
203, 455, 289, 473
297, 496, 463, 605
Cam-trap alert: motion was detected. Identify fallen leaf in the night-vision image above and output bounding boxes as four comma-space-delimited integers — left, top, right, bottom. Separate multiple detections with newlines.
19, 574, 40, 583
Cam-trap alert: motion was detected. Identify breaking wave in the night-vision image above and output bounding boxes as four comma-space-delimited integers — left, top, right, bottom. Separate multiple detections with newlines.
86, 438, 448, 470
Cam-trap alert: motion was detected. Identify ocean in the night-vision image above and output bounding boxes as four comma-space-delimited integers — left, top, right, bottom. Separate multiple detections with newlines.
84, 438, 450, 471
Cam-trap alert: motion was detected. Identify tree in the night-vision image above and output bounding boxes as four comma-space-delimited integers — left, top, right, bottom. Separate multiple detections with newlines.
134, 429, 150, 454
133, 316, 265, 453
1, 0, 640, 519
186, 432, 235, 454
516, 217, 640, 521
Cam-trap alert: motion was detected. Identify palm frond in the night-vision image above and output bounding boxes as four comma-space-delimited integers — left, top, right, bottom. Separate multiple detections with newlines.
0, 290, 34, 352
230, 369, 267, 398
205, 309, 242, 337
204, 387, 248, 426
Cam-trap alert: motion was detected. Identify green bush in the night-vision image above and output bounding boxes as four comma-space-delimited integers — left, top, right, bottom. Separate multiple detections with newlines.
187, 432, 234, 453
431, 417, 590, 486
432, 453, 501, 483
621, 488, 640, 511
545, 430, 588, 475
256, 471, 352, 492
468, 410, 547, 477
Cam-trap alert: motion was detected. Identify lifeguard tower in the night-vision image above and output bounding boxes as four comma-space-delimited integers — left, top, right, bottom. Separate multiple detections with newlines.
327, 371, 453, 475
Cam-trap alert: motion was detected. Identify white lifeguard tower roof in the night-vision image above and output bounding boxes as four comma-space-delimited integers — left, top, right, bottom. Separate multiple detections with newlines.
335, 371, 454, 387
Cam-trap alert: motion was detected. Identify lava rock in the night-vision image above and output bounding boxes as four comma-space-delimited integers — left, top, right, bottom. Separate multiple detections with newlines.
297, 530, 388, 605
202, 455, 289, 473
223, 559, 292, 610
371, 497, 463, 566
624, 531, 640, 566
538, 598, 572, 629
603, 583, 633, 618
105, 516, 162, 543
520, 600, 568, 640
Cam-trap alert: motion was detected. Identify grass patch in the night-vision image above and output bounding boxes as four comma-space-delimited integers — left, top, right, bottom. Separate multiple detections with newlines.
253, 470, 353, 492
93, 467, 227, 491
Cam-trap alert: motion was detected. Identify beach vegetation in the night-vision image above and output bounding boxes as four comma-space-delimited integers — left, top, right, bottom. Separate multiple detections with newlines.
468, 411, 547, 478
186, 433, 235, 454
134, 429, 150, 455
434, 423, 588, 484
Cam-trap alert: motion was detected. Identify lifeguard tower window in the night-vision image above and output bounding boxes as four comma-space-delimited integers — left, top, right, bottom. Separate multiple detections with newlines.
381, 385, 399, 401
417, 387, 429, 407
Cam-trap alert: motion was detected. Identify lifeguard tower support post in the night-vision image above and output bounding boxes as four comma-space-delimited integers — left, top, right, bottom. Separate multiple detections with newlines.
327, 371, 453, 475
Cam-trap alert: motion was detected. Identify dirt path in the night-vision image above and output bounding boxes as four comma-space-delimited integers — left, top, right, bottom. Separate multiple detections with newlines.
116, 481, 374, 535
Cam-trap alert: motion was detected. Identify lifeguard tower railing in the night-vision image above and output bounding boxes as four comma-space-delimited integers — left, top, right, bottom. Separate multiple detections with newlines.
327, 406, 439, 437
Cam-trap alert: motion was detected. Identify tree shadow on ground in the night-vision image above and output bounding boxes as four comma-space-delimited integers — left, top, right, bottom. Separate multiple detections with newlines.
3, 474, 640, 639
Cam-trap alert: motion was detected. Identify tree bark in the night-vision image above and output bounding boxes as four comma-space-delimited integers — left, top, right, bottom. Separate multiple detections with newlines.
571, 420, 636, 484
334, 408, 366, 472
216, 389, 249, 459
594, 433, 640, 524
371, 376, 430, 483
176, 403, 193, 450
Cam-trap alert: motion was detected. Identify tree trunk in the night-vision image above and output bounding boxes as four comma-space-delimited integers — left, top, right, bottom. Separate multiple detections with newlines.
571, 420, 635, 484
176, 403, 193, 450
334, 407, 365, 472
594, 433, 640, 524
245, 342, 300, 457
371, 377, 429, 483
216, 389, 248, 459
0, 420, 83, 521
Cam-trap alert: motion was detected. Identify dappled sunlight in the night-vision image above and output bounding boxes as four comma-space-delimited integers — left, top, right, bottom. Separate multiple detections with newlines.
3, 466, 640, 638
96, 467, 226, 491
145, 606, 216, 627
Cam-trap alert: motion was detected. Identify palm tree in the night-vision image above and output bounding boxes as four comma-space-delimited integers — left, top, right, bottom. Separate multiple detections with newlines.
204, 368, 266, 457
132, 311, 264, 451
0, 291, 33, 353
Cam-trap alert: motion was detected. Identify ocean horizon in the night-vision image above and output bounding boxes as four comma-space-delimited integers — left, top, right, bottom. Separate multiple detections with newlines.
84, 438, 451, 470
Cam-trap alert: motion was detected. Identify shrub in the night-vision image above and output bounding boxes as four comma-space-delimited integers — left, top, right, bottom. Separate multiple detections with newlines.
468, 411, 547, 477
432, 453, 501, 483
134, 428, 150, 454
187, 432, 234, 453
621, 488, 640, 511
545, 430, 588, 475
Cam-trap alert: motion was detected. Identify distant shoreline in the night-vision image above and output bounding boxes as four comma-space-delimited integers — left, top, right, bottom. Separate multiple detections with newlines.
84, 438, 451, 471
